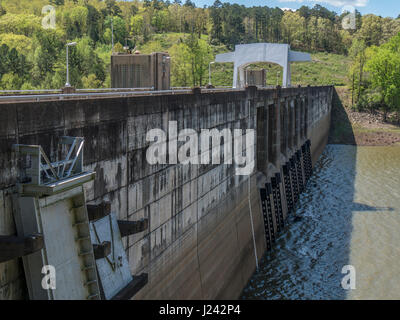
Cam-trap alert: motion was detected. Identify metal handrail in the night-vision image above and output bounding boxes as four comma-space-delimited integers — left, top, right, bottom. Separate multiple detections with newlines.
0, 86, 296, 104
0, 89, 63, 94
75, 87, 154, 92
0, 89, 194, 103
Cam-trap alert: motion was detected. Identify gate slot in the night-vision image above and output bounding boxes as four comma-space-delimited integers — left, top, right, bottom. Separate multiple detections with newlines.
265, 183, 276, 243
259, 188, 272, 251
283, 163, 293, 215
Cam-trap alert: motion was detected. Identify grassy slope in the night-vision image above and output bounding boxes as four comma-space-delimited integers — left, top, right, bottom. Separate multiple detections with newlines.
137, 33, 351, 87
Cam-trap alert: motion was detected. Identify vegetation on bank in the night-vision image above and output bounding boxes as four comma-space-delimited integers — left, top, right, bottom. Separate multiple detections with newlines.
330, 87, 400, 146
348, 33, 400, 123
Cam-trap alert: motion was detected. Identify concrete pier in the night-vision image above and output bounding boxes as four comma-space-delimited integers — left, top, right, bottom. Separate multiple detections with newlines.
0, 86, 333, 299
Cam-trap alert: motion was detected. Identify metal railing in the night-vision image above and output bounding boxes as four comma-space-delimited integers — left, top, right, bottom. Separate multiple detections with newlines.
75, 87, 154, 92
0, 89, 63, 94
0, 86, 287, 104
0, 89, 194, 103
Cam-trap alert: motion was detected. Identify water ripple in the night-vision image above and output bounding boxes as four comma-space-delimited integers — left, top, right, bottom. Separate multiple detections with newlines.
241, 145, 400, 300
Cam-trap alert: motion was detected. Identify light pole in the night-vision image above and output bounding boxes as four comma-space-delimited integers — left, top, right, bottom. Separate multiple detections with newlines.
209, 62, 215, 86
65, 42, 77, 87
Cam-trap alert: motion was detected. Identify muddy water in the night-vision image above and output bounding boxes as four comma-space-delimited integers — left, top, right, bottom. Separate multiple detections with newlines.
242, 145, 400, 300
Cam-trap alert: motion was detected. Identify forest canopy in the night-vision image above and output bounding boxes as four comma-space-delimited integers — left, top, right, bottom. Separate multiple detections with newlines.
0, 0, 399, 90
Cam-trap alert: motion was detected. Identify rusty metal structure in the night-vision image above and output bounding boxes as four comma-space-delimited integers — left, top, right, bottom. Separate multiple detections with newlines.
245, 69, 267, 87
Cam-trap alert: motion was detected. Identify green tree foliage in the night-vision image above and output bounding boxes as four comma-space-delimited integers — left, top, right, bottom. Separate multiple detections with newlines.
151, 9, 170, 32
365, 34, 400, 121
82, 73, 102, 88
0, 44, 30, 89
0, 33, 33, 53
60, 5, 89, 39
281, 11, 306, 47
0, 13, 42, 36
104, 0, 122, 17
357, 14, 383, 47
86, 4, 102, 42
103, 15, 128, 45
348, 39, 367, 107
0, 73, 24, 90
0, 5, 6, 16
170, 34, 213, 86
1, 0, 400, 92
348, 32, 400, 121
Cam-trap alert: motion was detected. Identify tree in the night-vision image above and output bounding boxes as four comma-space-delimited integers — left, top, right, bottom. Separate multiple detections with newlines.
82, 73, 102, 88
151, 9, 170, 32
75, 37, 106, 83
380, 17, 400, 45
185, 34, 212, 86
0, 33, 33, 53
103, 15, 128, 46
184, 0, 195, 8
0, 4, 6, 16
30, 29, 64, 86
0, 44, 30, 86
358, 14, 383, 47
298, 6, 311, 19
60, 5, 89, 39
170, 34, 213, 86
86, 4, 102, 42
348, 39, 367, 106
0, 72, 23, 90
50, 0, 65, 5
104, 0, 122, 17
131, 14, 150, 43
0, 13, 42, 36
311, 4, 336, 22
366, 34, 400, 121
281, 11, 306, 48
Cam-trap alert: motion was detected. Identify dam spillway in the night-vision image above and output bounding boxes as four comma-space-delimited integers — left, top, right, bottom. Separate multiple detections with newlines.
0, 85, 333, 300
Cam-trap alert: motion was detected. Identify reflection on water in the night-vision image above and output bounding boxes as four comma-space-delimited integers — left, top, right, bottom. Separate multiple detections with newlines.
241, 145, 400, 300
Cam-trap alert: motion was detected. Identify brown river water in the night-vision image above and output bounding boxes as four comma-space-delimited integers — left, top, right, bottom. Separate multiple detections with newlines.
242, 145, 400, 300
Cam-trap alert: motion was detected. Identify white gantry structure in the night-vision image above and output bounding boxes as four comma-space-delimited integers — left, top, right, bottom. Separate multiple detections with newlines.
215, 43, 311, 88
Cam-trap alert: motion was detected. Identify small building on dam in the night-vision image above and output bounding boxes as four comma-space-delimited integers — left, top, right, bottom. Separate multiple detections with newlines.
0, 85, 333, 300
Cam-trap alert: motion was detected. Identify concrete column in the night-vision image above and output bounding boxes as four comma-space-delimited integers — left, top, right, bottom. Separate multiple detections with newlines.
256, 106, 268, 174
233, 64, 239, 88
295, 98, 301, 149
301, 98, 306, 140
239, 67, 246, 88
268, 88, 281, 169
280, 99, 288, 157
282, 63, 291, 88
289, 100, 295, 151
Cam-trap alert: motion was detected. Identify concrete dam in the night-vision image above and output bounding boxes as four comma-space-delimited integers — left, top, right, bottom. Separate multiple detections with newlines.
0, 85, 333, 300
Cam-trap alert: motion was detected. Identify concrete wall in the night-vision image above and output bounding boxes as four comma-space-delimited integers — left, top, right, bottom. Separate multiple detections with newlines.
0, 85, 333, 300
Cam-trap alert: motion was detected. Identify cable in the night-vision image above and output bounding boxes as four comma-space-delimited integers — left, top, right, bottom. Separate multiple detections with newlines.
248, 175, 259, 271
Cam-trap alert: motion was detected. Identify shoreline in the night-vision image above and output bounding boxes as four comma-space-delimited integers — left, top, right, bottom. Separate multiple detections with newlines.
329, 87, 400, 147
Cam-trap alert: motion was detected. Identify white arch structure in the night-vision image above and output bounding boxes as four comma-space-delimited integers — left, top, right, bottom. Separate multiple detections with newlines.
215, 43, 311, 88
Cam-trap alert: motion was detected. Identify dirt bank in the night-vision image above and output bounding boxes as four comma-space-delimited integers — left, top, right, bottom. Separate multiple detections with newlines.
329, 87, 400, 146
